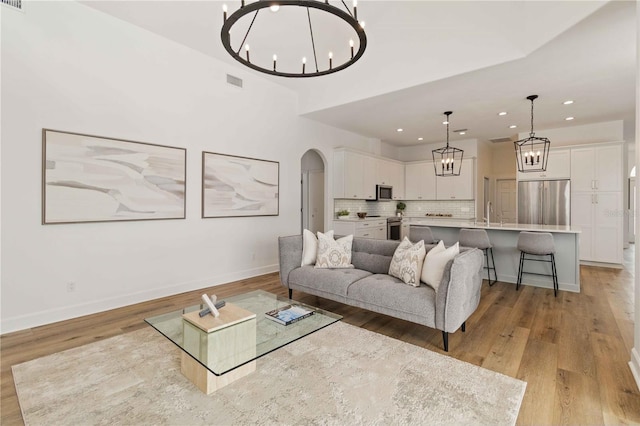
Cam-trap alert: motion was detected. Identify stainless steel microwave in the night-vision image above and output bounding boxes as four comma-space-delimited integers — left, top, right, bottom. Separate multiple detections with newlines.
376, 185, 393, 201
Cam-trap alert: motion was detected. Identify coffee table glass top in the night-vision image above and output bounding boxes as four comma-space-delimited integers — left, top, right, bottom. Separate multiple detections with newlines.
145, 290, 341, 376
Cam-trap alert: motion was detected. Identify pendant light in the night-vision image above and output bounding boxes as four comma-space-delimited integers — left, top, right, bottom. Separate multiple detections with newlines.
514, 95, 551, 173
432, 111, 464, 177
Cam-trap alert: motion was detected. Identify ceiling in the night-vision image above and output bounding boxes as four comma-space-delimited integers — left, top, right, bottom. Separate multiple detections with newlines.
83, 0, 636, 147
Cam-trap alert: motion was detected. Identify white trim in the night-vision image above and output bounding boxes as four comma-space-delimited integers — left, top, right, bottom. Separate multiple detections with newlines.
629, 347, 640, 391
0, 265, 279, 334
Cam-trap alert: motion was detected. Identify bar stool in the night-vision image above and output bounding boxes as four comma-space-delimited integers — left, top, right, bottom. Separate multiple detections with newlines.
516, 231, 558, 297
409, 226, 437, 244
459, 229, 497, 286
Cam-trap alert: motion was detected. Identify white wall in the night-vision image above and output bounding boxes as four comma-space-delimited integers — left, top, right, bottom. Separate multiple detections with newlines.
0, 2, 373, 333
518, 120, 624, 147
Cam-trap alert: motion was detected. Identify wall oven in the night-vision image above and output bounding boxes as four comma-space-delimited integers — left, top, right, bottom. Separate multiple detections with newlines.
387, 217, 402, 240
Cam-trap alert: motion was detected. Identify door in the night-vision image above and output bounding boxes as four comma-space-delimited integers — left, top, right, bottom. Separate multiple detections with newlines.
543, 180, 570, 225
308, 171, 324, 233
496, 179, 516, 223
518, 181, 543, 224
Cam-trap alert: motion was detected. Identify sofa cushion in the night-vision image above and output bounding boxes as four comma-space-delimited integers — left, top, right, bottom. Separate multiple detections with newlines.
301, 229, 334, 266
315, 233, 354, 269
351, 238, 400, 274
346, 274, 437, 324
289, 266, 372, 297
422, 242, 459, 291
388, 237, 426, 287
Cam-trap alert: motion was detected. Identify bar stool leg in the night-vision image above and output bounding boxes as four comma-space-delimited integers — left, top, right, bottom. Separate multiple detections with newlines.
488, 247, 497, 286
516, 252, 524, 291
551, 253, 558, 297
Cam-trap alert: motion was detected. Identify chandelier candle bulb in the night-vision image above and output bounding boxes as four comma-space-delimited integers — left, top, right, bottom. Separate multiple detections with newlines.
302, 57, 306, 73
350, 39, 354, 58
222, 4, 227, 21
273, 54, 277, 71
353, 0, 358, 20
245, 44, 250, 62
329, 51, 333, 69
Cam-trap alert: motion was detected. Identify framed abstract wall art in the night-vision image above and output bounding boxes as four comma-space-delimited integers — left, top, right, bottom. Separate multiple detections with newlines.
202, 151, 279, 218
42, 129, 186, 224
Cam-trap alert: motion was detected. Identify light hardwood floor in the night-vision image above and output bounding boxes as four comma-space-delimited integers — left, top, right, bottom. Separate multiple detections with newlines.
2, 252, 640, 425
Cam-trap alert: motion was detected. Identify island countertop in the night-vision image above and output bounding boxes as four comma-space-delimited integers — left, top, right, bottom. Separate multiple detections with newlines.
408, 220, 581, 234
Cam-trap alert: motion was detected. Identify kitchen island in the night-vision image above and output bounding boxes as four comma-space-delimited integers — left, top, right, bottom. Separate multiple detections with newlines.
409, 220, 581, 293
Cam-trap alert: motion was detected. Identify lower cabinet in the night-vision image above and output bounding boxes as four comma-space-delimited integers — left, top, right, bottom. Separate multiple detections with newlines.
332, 219, 387, 240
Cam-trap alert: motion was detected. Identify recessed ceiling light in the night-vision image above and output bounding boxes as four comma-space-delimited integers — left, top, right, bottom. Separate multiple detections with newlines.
498, 112, 507, 116
442, 121, 449, 125
397, 128, 403, 132
418, 137, 423, 141
563, 100, 574, 105
459, 132, 466, 135
509, 125, 517, 129
565, 117, 574, 121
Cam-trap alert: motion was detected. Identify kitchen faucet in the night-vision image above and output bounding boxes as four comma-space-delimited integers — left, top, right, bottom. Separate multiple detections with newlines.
485, 201, 492, 226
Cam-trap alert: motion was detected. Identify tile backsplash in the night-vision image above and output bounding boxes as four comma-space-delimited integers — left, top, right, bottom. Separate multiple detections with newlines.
334, 199, 475, 219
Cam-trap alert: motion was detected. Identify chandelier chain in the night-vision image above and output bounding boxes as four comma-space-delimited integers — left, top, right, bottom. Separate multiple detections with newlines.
340, 0, 354, 18
530, 97, 535, 137
306, 8, 320, 73
236, 9, 260, 55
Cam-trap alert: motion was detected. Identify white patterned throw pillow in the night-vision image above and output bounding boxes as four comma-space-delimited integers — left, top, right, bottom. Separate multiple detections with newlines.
422, 241, 459, 292
301, 229, 334, 266
314, 232, 354, 269
388, 237, 427, 286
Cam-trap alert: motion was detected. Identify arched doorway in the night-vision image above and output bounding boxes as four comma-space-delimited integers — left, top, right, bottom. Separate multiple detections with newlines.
301, 150, 326, 233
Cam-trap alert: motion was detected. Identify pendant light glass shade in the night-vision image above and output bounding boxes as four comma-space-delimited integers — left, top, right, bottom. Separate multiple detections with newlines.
514, 95, 551, 173
432, 111, 463, 177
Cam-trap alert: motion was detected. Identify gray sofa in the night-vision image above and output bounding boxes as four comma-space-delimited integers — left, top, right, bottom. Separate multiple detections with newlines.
277, 234, 484, 351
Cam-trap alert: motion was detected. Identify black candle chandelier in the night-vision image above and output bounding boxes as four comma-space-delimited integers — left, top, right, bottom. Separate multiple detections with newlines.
432, 111, 464, 177
221, 1, 367, 78
514, 95, 551, 173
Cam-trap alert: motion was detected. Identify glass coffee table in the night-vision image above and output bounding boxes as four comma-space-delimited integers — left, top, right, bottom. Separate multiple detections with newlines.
145, 290, 341, 394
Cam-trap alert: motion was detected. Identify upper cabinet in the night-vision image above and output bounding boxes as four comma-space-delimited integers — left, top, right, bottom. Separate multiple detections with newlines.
436, 158, 475, 200
517, 149, 570, 181
334, 150, 376, 200
376, 158, 405, 200
570, 144, 623, 192
405, 162, 436, 200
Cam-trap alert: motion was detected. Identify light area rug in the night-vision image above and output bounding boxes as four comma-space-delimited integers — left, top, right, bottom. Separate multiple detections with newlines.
13, 322, 526, 425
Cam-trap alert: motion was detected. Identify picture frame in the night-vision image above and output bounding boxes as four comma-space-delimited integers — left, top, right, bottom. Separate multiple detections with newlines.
202, 151, 279, 218
42, 129, 186, 224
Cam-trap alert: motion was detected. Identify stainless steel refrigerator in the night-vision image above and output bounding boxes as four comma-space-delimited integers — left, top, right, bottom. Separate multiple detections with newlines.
517, 180, 571, 225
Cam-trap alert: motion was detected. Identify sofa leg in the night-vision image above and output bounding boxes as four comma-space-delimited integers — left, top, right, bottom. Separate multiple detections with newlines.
461, 322, 466, 332
288, 289, 292, 299
442, 331, 449, 352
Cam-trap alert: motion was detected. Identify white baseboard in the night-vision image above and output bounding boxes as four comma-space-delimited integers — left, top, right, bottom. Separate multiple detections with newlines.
0, 264, 279, 334
629, 347, 640, 392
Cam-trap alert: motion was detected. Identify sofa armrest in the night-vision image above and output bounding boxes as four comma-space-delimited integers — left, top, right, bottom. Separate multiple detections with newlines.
278, 235, 303, 289
434, 248, 484, 333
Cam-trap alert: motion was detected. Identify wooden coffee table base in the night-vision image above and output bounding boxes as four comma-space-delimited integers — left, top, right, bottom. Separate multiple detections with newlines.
180, 353, 256, 395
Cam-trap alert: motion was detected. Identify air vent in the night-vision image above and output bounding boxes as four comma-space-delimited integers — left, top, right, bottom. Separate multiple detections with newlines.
226, 74, 243, 88
489, 137, 514, 143
2, 0, 22, 10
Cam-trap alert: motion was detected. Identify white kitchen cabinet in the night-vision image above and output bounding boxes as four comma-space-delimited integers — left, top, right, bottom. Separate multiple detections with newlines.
334, 150, 376, 200
571, 145, 623, 192
517, 149, 571, 181
436, 158, 474, 200
405, 162, 436, 200
332, 219, 387, 240
400, 221, 410, 240
570, 143, 623, 264
376, 159, 405, 200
